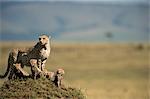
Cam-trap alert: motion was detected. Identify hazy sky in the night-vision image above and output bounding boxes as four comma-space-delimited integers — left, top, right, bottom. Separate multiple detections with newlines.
0, 0, 149, 42
1, 0, 148, 3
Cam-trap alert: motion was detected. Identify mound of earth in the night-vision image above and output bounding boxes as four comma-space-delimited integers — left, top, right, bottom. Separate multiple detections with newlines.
0, 78, 85, 99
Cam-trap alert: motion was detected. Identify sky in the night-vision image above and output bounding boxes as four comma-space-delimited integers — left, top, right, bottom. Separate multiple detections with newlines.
0, 0, 149, 42
1, 0, 148, 3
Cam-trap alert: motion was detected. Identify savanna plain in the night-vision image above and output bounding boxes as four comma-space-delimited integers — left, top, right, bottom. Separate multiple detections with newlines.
0, 41, 149, 99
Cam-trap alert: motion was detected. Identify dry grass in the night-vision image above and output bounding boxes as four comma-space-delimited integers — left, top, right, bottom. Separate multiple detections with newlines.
0, 42, 149, 99
0, 78, 85, 99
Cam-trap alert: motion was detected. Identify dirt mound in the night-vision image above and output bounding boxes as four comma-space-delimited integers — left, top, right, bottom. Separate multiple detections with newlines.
0, 78, 85, 99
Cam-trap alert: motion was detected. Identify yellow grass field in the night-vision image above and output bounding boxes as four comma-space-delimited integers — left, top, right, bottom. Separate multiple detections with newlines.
0, 42, 149, 99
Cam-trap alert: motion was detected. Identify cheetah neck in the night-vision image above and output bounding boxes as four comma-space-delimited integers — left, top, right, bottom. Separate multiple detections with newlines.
45, 41, 51, 55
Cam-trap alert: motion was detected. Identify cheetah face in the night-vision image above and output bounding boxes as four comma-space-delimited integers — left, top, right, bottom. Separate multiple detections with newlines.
56, 68, 65, 75
39, 34, 50, 45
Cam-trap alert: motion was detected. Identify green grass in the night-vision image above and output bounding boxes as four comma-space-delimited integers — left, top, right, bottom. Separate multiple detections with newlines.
0, 42, 149, 99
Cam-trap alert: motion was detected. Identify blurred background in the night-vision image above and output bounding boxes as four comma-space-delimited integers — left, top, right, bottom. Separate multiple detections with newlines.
0, 0, 149, 99
0, 0, 149, 42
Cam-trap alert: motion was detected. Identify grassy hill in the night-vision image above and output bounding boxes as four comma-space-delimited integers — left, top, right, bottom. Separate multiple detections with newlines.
0, 77, 85, 99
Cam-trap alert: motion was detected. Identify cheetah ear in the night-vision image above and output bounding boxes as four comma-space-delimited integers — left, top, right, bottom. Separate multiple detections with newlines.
43, 34, 51, 39
45, 34, 51, 39
37, 33, 51, 39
